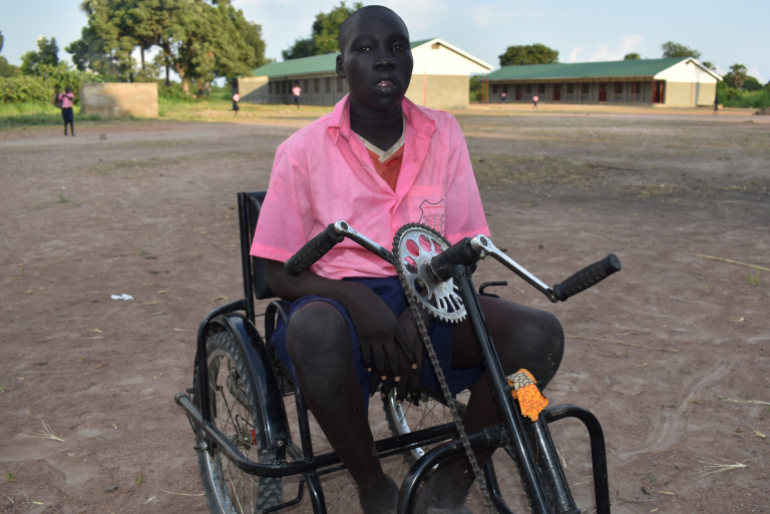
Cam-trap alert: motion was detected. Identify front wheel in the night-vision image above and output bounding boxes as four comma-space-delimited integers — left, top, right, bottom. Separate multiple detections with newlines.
382, 388, 467, 464
195, 329, 283, 514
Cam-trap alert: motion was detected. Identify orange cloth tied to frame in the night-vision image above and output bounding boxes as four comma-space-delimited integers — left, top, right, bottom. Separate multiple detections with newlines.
507, 369, 549, 422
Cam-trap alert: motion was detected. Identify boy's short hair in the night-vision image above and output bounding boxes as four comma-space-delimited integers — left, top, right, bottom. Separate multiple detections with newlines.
337, 5, 407, 54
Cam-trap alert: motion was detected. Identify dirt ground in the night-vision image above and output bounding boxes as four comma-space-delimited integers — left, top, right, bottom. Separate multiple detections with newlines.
1, 106, 769, 514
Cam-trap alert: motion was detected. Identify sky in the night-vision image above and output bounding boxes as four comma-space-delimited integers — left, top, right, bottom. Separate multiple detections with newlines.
2, 0, 768, 83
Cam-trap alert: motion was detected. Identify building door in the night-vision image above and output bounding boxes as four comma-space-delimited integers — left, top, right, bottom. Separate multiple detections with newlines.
598, 82, 608, 102
515, 84, 521, 101
653, 81, 666, 103
553, 84, 561, 101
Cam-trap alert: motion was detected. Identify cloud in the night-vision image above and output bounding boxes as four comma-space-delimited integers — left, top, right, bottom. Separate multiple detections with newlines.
571, 34, 642, 62
381, 0, 448, 30
471, 7, 494, 27
748, 65, 766, 84
568, 47, 584, 63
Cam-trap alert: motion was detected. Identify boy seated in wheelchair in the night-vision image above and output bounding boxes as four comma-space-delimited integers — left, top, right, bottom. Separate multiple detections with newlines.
252, 6, 564, 514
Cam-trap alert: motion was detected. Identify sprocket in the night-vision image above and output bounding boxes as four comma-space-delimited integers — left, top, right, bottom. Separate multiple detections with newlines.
392, 224, 466, 323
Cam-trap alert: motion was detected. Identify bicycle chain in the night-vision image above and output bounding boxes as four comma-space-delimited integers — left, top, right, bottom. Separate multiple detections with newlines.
393, 223, 496, 514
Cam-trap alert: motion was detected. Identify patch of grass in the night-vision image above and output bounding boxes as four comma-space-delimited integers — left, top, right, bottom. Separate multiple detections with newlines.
3, 470, 14, 482
135, 471, 144, 484
746, 268, 761, 286
56, 192, 70, 203
647, 472, 657, 484
0, 102, 103, 129
20, 420, 65, 442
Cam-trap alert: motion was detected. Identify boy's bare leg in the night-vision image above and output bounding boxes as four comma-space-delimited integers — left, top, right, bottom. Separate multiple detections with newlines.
415, 296, 564, 513
287, 301, 399, 514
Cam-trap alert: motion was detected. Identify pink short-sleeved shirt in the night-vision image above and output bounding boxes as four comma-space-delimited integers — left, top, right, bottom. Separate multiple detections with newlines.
250, 94, 489, 280
59, 92, 74, 109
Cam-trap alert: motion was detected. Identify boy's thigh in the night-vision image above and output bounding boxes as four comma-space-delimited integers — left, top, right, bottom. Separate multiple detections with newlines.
450, 296, 563, 372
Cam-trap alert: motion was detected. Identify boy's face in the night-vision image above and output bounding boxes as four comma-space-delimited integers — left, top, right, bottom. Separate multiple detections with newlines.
337, 10, 413, 111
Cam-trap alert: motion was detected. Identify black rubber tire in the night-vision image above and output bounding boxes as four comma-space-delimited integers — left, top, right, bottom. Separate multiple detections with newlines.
195, 329, 283, 514
382, 388, 467, 465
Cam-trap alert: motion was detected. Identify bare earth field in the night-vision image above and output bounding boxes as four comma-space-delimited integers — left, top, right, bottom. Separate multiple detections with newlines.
1, 107, 769, 514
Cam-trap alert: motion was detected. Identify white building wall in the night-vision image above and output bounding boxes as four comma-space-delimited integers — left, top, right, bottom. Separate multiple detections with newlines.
654, 59, 719, 83
411, 40, 492, 76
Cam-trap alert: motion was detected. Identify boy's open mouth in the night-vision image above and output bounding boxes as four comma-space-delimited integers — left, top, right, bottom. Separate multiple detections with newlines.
376, 80, 394, 87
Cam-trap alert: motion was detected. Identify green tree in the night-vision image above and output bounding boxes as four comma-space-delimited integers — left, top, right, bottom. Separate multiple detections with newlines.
701, 61, 716, 71
624, 53, 641, 60
20, 37, 60, 75
499, 44, 558, 67
723, 64, 747, 90
0, 30, 20, 78
282, 1, 362, 60
661, 41, 700, 59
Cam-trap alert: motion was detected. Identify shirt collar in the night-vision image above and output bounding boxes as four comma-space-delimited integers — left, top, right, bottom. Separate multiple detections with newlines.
327, 94, 436, 145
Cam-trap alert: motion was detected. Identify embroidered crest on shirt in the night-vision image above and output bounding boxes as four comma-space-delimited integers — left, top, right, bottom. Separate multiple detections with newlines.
419, 199, 445, 234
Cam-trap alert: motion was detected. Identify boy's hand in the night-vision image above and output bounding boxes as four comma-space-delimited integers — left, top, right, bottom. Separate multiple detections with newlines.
397, 305, 429, 402
344, 287, 418, 401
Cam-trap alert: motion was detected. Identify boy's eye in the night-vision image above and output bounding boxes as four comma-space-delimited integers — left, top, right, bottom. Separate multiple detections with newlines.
393, 44, 406, 51
357, 45, 373, 52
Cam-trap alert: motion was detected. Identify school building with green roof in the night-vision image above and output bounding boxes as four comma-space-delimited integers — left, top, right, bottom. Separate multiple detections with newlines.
486, 58, 722, 107
238, 38, 492, 110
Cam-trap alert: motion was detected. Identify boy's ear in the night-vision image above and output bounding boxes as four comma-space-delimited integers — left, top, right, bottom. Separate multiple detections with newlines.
336, 54, 346, 79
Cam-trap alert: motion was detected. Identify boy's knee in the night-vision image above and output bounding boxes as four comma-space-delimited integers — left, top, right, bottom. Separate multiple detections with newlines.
286, 301, 351, 367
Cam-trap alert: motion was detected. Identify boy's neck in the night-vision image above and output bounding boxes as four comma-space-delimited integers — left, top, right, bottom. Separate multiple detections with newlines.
349, 96, 404, 151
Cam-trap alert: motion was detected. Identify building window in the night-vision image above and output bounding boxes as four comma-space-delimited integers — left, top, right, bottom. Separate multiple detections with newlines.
314, 78, 320, 93
581, 83, 590, 94
632, 81, 642, 95
325, 77, 332, 93
302, 79, 309, 92
566, 83, 574, 94
337, 77, 344, 92
614, 82, 623, 94
492, 84, 498, 94
515, 84, 521, 93
525, 84, 532, 94
281, 81, 287, 94
269, 81, 274, 94
538, 83, 545, 94
502, 84, 509, 94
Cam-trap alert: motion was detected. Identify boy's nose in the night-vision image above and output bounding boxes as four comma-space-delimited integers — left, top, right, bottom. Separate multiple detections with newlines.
373, 55, 396, 70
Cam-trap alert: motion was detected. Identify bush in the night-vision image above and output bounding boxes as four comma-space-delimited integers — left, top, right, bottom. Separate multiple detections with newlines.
0, 75, 51, 103
718, 82, 770, 108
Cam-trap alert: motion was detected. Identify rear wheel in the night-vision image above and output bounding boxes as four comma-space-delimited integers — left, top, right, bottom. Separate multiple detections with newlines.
196, 330, 283, 514
382, 388, 467, 464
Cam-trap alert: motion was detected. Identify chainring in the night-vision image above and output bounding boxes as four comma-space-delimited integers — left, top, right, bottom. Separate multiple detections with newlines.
392, 224, 466, 323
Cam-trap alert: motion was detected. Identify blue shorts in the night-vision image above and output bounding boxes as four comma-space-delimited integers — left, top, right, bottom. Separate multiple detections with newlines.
270, 277, 484, 413
62, 107, 74, 123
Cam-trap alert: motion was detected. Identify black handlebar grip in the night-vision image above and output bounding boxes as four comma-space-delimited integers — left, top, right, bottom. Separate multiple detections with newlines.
553, 253, 622, 302
285, 224, 345, 277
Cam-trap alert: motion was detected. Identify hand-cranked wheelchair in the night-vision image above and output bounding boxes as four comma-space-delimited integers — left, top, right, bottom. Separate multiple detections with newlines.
174, 191, 622, 514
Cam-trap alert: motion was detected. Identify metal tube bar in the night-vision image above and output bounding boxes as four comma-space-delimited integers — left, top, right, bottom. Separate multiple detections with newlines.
470, 235, 558, 303
455, 269, 553, 513
176, 392, 459, 478
334, 220, 394, 265
399, 424, 507, 514
544, 405, 610, 514
533, 417, 578, 513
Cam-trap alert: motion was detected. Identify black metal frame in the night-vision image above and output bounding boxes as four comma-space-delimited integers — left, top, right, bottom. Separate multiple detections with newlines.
175, 191, 613, 514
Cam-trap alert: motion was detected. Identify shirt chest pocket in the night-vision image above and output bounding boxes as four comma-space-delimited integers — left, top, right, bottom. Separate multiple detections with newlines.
407, 185, 446, 235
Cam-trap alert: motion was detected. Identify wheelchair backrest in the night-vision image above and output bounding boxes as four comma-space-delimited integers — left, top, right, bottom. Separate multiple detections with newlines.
237, 191, 274, 301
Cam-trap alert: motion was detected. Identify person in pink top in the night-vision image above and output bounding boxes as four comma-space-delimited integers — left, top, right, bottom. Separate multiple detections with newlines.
292, 83, 301, 108
251, 6, 563, 513
59, 85, 75, 136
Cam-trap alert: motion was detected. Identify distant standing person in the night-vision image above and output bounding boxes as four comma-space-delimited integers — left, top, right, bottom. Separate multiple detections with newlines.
501, 91, 507, 104
232, 91, 240, 115
292, 83, 301, 108
532, 94, 539, 108
713, 92, 719, 115
59, 85, 75, 136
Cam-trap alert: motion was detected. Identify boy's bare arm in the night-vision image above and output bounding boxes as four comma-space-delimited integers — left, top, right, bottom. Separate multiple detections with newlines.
266, 259, 420, 400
